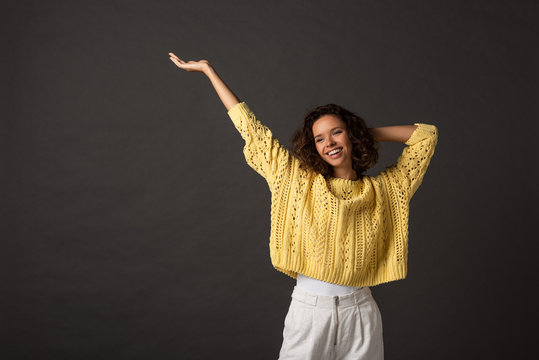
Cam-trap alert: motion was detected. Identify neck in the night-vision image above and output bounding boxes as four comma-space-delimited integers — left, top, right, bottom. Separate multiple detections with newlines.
332, 167, 357, 180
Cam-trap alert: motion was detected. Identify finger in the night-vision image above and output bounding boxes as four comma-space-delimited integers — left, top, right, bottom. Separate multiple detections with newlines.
170, 57, 185, 67
170, 58, 184, 67
171, 58, 192, 70
175, 56, 187, 64
169, 53, 185, 64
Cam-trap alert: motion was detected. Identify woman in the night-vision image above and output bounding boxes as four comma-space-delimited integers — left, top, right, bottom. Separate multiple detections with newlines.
168, 53, 438, 360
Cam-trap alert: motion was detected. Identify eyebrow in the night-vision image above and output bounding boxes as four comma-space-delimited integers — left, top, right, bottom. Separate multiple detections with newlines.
314, 127, 344, 138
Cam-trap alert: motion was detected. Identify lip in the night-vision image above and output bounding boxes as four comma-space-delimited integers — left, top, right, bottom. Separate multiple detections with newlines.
326, 147, 342, 155
327, 147, 343, 159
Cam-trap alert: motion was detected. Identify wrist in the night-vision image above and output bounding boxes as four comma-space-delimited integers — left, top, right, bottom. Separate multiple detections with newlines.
203, 64, 216, 77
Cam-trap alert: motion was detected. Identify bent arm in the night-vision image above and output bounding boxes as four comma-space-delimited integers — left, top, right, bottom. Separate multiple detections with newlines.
383, 123, 439, 198
368, 125, 418, 143
204, 66, 241, 111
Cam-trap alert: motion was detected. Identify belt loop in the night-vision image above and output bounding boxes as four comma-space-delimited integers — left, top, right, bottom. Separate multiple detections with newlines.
354, 290, 361, 304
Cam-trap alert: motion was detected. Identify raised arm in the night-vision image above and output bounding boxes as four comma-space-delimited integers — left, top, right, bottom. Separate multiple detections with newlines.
169, 52, 296, 193
381, 123, 438, 199
368, 125, 419, 143
168, 52, 240, 111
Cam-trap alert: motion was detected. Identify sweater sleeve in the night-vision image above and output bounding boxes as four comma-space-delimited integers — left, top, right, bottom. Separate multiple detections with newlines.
227, 102, 294, 192
383, 123, 439, 199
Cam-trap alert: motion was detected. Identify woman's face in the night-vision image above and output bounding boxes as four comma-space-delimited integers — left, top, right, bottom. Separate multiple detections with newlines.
312, 115, 354, 171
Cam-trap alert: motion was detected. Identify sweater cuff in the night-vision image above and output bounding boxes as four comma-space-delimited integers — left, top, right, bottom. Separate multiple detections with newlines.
405, 123, 437, 146
227, 102, 251, 123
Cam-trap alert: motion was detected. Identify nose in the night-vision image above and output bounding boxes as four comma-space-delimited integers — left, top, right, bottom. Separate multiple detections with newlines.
325, 136, 336, 148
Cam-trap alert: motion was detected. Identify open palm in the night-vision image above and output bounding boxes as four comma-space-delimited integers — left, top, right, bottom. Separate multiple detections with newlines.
168, 52, 210, 73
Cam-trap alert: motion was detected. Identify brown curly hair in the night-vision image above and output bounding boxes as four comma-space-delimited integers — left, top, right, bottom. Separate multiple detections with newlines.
291, 104, 379, 180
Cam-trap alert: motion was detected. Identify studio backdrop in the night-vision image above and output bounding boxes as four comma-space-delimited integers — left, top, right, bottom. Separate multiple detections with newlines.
3, 1, 537, 359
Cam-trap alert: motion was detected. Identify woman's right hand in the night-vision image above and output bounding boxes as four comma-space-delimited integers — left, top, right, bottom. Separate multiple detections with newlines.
168, 52, 212, 74
169, 52, 240, 110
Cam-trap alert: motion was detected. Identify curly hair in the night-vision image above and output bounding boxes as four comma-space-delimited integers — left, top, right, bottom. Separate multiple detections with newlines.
291, 104, 379, 180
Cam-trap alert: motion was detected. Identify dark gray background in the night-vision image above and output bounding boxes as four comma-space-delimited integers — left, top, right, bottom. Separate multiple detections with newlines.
3, 0, 537, 359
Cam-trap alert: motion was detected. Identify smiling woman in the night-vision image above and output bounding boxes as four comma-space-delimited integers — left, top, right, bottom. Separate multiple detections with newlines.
168, 52, 438, 360
292, 103, 379, 181
313, 115, 356, 180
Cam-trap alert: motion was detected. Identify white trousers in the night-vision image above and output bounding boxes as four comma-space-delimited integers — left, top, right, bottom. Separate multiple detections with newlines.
278, 286, 384, 360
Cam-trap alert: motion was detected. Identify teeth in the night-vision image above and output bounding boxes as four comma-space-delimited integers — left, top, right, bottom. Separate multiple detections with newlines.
328, 148, 342, 155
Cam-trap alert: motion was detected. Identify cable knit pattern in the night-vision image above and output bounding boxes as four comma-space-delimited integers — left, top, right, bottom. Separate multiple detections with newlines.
228, 102, 438, 287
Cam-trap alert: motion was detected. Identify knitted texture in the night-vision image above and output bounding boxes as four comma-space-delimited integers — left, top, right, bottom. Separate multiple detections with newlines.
227, 102, 438, 287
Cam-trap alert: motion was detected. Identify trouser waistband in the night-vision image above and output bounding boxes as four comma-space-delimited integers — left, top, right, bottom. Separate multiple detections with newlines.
291, 285, 372, 309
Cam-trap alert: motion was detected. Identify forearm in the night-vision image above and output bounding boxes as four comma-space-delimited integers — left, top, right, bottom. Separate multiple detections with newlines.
204, 66, 241, 111
369, 125, 418, 143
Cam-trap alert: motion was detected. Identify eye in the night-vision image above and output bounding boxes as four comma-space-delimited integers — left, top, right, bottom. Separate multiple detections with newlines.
315, 138, 323, 143
334, 130, 342, 135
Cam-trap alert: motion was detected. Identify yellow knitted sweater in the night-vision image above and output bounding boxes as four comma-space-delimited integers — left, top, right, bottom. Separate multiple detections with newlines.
227, 102, 438, 287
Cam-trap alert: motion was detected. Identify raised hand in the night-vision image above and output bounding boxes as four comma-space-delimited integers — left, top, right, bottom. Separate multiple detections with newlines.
168, 51, 239, 110
168, 52, 211, 74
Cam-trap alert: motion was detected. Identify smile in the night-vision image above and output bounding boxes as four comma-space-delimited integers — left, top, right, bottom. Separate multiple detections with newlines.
327, 147, 343, 158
